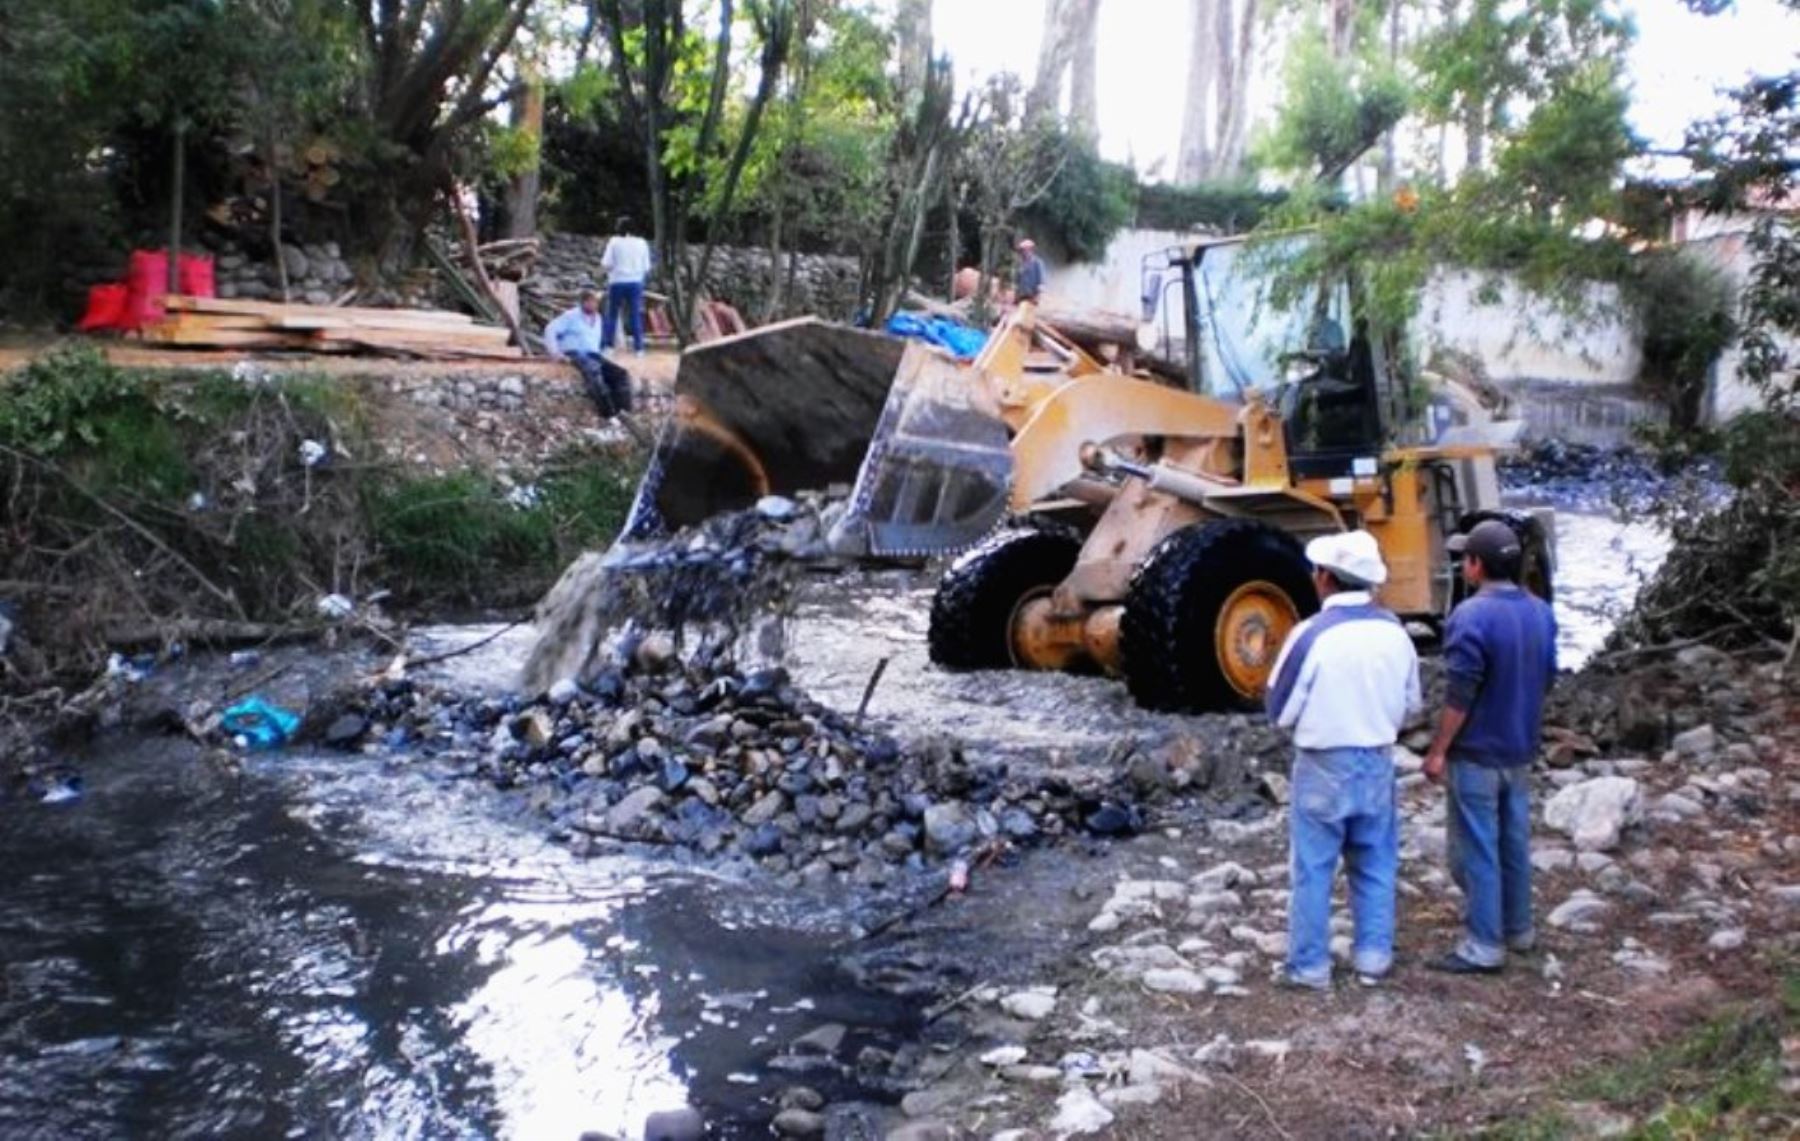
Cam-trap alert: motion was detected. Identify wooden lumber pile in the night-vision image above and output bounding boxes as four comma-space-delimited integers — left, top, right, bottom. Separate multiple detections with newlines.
143, 296, 522, 360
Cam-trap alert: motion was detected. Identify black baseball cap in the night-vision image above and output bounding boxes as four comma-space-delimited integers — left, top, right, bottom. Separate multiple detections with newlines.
1448, 519, 1522, 564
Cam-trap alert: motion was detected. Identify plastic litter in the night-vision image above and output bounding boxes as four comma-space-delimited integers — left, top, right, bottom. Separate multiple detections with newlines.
40, 776, 83, 805
219, 696, 300, 751
316, 593, 355, 620
228, 650, 262, 668
883, 311, 989, 360
298, 439, 327, 468
105, 653, 153, 682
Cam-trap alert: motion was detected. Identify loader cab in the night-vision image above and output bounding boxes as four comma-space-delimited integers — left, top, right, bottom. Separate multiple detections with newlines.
1160, 235, 1388, 477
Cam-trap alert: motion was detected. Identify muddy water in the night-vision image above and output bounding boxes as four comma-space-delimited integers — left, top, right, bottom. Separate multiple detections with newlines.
0, 508, 1667, 1138
783, 510, 1670, 748
0, 736, 920, 1139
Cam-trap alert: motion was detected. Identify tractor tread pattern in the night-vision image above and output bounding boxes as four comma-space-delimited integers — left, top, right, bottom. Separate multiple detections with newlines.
928, 528, 1083, 671
1120, 518, 1317, 713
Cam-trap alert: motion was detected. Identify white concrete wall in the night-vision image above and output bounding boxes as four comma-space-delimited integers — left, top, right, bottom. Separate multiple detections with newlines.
1038, 227, 1196, 326
1679, 229, 1800, 422
1042, 225, 1785, 437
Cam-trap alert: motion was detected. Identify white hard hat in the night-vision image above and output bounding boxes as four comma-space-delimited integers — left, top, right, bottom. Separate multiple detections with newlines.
1305, 530, 1388, 587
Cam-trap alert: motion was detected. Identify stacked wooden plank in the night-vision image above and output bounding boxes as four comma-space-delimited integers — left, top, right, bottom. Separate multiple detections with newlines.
142, 296, 523, 360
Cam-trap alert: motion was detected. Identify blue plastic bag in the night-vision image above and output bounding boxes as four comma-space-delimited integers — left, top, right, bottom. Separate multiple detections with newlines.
220, 696, 300, 750
883, 312, 989, 360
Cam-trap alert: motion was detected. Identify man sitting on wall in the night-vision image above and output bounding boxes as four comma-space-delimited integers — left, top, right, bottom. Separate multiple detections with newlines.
544, 287, 634, 420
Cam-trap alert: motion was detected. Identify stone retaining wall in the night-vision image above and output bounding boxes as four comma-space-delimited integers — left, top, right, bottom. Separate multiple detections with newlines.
527, 231, 863, 323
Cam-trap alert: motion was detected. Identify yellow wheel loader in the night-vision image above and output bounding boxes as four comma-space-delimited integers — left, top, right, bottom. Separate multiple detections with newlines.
828, 232, 1553, 711
621, 233, 1549, 712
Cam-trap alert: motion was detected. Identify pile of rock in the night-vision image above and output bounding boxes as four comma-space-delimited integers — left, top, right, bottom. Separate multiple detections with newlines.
352, 649, 1156, 887
1499, 438, 1721, 512
210, 241, 359, 306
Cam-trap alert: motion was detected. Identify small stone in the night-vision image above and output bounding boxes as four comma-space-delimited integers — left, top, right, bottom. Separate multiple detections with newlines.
1142, 967, 1209, 995
1532, 847, 1575, 873
1100, 1084, 1163, 1108
634, 632, 677, 674
547, 677, 582, 705
1671, 724, 1717, 760
898, 1087, 958, 1118
1770, 884, 1800, 909
600, 786, 665, 835
1548, 889, 1611, 931
770, 1108, 824, 1138
922, 801, 977, 855
1049, 1087, 1114, 1135
1084, 801, 1143, 836
323, 713, 368, 749
980, 1045, 1028, 1067
1000, 988, 1057, 1021
999, 1064, 1062, 1084
742, 790, 786, 826
791, 1023, 846, 1056
1543, 777, 1642, 852
1708, 928, 1746, 951
835, 802, 874, 834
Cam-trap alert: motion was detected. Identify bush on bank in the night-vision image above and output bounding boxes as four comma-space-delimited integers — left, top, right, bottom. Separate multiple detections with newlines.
0, 347, 638, 682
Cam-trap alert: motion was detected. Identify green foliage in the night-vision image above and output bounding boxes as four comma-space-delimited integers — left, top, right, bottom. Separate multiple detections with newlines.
1018, 136, 1136, 262
0, 348, 142, 456
362, 452, 638, 603
1623, 250, 1737, 428
1495, 58, 1637, 222
485, 123, 543, 180
1258, 28, 1408, 184
1135, 182, 1290, 235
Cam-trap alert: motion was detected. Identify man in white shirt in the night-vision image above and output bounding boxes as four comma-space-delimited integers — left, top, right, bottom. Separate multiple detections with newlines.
543, 288, 632, 418
1265, 529, 1422, 989
601, 215, 653, 355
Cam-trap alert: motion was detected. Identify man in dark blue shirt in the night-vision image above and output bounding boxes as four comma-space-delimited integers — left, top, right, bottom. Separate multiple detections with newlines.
1423, 519, 1557, 974
1015, 238, 1046, 304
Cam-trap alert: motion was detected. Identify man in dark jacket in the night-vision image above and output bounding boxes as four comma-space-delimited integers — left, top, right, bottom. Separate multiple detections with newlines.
1014, 238, 1046, 304
1423, 519, 1557, 974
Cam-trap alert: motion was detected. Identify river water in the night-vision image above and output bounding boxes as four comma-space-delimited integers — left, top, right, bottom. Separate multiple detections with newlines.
0, 507, 1666, 1138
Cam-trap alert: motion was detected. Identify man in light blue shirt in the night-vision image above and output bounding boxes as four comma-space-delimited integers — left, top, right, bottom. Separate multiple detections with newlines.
1266, 529, 1422, 990
602, 215, 653, 355
544, 288, 632, 419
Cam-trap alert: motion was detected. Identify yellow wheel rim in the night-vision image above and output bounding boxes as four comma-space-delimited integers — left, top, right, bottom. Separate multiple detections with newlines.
1215, 580, 1301, 700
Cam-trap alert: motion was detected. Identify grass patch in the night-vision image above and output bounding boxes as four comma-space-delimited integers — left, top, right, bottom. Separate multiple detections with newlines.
362, 446, 639, 604
1478, 974, 1798, 1139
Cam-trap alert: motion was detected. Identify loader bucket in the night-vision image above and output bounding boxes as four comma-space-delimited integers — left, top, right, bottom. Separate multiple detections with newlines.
619, 319, 909, 541
827, 342, 1014, 558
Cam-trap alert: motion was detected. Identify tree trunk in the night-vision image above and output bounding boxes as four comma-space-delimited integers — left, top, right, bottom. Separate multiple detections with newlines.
1030, 0, 1098, 129
1068, 0, 1100, 137
266, 127, 290, 302
501, 64, 544, 240
1175, 0, 1218, 184
896, 0, 932, 110
1328, 0, 1358, 59
167, 121, 186, 294
1464, 102, 1486, 173
1376, 0, 1401, 193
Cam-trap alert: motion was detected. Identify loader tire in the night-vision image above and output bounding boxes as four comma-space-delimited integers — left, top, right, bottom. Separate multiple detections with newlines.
928, 528, 1083, 670
1121, 519, 1317, 713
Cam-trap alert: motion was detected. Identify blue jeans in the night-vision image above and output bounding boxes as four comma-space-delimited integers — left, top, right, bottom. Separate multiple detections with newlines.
604, 281, 645, 352
1286, 746, 1398, 986
1446, 761, 1534, 966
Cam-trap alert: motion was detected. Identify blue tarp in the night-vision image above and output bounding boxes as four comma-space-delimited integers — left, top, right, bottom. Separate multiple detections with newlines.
883, 312, 988, 360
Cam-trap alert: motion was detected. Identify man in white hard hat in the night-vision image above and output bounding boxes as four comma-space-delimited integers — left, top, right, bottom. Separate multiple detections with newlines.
1265, 529, 1422, 989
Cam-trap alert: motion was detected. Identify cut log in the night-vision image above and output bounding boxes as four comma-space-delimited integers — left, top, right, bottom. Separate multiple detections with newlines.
1032, 304, 1141, 352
